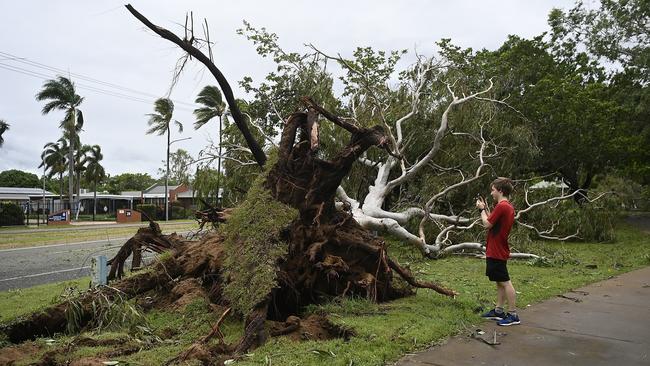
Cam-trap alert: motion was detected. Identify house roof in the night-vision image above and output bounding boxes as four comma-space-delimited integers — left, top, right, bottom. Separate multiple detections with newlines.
144, 185, 180, 195
0, 187, 57, 201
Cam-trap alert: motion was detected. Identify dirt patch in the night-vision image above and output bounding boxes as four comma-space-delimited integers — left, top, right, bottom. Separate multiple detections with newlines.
171, 278, 208, 310
269, 314, 354, 341
74, 336, 129, 347
0, 342, 42, 365
69, 357, 109, 366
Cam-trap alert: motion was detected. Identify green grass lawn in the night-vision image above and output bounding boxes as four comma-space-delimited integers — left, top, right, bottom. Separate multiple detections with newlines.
0, 220, 199, 249
1, 223, 648, 365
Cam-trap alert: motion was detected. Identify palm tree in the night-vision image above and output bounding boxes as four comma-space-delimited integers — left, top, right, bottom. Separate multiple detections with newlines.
146, 98, 183, 221
35, 76, 84, 214
0, 119, 9, 148
74, 144, 92, 217
84, 145, 106, 221
39, 138, 69, 201
194, 85, 226, 205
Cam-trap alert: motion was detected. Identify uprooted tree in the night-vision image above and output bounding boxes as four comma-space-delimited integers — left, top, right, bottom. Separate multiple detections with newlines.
1, 4, 616, 364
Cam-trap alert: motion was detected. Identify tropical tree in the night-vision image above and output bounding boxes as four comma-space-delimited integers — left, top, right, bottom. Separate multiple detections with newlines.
84, 145, 106, 220
35, 76, 84, 213
0, 119, 9, 147
99, 173, 156, 194
39, 138, 69, 201
0, 169, 40, 188
158, 148, 193, 185
194, 85, 226, 205
146, 97, 183, 220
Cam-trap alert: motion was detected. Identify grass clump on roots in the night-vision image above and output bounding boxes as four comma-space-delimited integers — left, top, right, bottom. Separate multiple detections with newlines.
220, 151, 299, 316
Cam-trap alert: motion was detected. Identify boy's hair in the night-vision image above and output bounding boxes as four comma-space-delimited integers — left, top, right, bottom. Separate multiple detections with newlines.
491, 177, 514, 197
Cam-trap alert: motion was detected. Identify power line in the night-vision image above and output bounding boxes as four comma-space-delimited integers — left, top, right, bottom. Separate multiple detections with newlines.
0, 62, 196, 112
0, 50, 198, 109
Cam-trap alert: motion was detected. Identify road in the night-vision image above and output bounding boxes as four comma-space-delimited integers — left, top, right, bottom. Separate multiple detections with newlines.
0, 237, 157, 291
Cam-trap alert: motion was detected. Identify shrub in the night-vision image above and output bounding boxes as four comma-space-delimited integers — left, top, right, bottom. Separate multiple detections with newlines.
170, 205, 186, 220
136, 204, 158, 221
0, 202, 25, 226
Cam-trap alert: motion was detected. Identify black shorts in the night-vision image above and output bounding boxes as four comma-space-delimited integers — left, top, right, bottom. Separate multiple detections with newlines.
486, 258, 510, 282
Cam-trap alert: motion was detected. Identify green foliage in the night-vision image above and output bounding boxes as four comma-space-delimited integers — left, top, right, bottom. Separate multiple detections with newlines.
158, 148, 193, 185
193, 167, 222, 207
170, 203, 190, 220
0, 202, 25, 226
0, 169, 40, 188
220, 154, 298, 315
136, 204, 159, 221
100, 173, 156, 194
516, 188, 617, 242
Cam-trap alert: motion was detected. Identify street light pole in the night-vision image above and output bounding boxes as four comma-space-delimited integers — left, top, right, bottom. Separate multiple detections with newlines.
166, 136, 192, 221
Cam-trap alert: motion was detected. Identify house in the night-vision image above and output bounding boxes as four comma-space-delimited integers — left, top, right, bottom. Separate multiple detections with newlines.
0, 186, 58, 214
142, 183, 195, 209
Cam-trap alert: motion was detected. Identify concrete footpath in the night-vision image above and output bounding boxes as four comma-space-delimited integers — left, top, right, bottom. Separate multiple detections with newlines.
397, 266, 650, 366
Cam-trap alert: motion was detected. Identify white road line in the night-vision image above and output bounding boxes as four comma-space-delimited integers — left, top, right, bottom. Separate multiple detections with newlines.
0, 231, 192, 253
0, 237, 131, 253
0, 267, 90, 282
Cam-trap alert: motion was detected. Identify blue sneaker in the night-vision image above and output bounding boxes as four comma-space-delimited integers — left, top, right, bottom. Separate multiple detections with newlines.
497, 313, 521, 326
481, 308, 505, 320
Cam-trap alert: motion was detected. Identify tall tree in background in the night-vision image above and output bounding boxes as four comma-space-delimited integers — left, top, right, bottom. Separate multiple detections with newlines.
39, 138, 69, 201
100, 173, 156, 194
146, 98, 183, 221
84, 145, 106, 220
158, 148, 193, 185
548, 0, 650, 184
35, 76, 84, 214
0, 119, 9, 148
194, 85, 226, 205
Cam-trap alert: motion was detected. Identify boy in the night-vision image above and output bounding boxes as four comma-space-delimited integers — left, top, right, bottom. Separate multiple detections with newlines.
476, 177, 519, 326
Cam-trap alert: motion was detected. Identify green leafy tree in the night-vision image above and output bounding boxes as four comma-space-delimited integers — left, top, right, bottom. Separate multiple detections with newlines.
100, 173, 156, 194
548, 0, 649, 83
146, 98, 183, 220
193, 167, 223, 207
0, 119, 9, 147
35, 76, 84, 210
547, 0, 650, 184
0, 169, 40, 188
158, 148, 193, 185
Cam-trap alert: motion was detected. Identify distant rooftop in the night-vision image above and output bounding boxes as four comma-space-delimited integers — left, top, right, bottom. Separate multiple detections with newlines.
0, 187, 56, 201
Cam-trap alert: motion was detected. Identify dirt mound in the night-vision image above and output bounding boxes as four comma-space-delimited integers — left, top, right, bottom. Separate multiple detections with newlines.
68, 357, 109, 366
269, 314, 354, 341
0, 342, 42, 365
171, 278, 209, 310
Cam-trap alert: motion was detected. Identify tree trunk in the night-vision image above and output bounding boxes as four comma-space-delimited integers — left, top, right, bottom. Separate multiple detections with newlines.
216, 115, 222, 206
93, 181, 97, 221
68, 110, 75, 217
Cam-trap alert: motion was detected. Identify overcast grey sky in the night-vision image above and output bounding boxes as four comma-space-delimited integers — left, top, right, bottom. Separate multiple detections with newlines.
0, 0, 574, 179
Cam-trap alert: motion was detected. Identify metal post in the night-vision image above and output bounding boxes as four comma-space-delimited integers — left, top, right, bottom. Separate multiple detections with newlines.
90, 255, 107, 286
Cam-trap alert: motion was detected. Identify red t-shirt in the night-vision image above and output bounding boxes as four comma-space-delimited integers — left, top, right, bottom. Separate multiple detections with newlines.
486, 200, 515, 260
